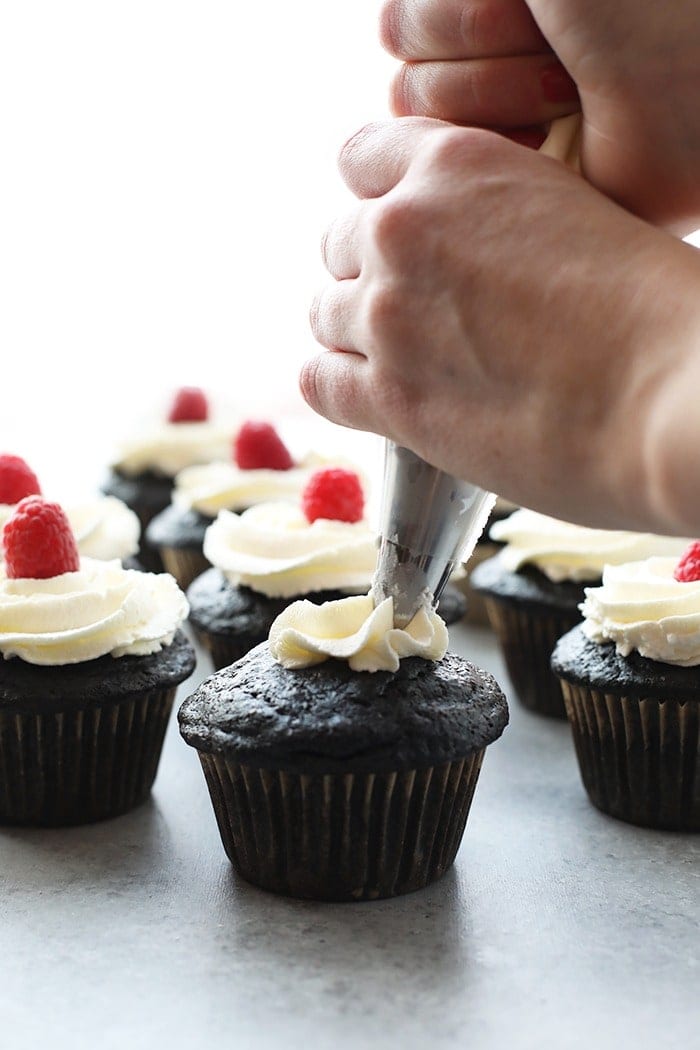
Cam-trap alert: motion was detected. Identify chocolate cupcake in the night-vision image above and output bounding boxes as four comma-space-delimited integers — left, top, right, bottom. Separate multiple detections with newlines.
551, 551, 700, 830
101, 386, 236, 572
187, 470, 464, 671
0, 497, 196, 825
179, 595, 508, 900
457, 495, 516, 626
145, 421, 349, 590
471, 509, 690, 718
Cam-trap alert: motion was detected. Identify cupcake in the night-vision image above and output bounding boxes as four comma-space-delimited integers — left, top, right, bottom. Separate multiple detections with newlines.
146, 420, 369, 592
101, 386, 236, 573
551, 546, 700, 830
457, 495, 517, 625
179, 593, 508, 900
0, 453, 141, 571
0, 496, 196, 826
187, 467, 466, 670
470, 509, 691, 718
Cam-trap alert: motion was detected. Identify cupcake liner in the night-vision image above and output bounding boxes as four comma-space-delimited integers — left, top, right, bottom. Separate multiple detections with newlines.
560, 682, 700, 830
482, 598, 579, 718
197, 752, 485, 901
0, 687, 177, 826
158, 546, 210, 591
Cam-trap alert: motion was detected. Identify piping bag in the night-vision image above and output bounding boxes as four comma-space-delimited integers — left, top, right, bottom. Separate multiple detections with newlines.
370, 115, 582, 627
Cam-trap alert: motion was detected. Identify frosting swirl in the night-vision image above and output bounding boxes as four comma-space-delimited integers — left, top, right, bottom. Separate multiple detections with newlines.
269, 594, 448, 672
112, 422, 235, 477
172, 454, 347, 517
581, 557, 700, 666
490, 509, 691, 582
203, 502, 377, 598
0, 558, 188, 666
64, 496, 140, 561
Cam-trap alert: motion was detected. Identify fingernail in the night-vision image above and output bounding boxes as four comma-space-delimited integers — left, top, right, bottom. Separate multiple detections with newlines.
541, 62, 578, 104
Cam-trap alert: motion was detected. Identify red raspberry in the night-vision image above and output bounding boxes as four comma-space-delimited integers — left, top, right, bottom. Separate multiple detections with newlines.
302, 468, 365, 523
3, 496, 80, 580
674, 541, 700, 583
167, 386, 209, 423
0, 454, 42, 505
233, 421, 294, 471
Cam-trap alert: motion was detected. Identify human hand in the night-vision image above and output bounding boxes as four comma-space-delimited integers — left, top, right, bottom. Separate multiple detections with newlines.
379, 0, 700, 233
304, 120, 700, 533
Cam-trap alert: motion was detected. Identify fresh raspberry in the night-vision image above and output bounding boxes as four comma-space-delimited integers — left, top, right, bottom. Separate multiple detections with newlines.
0, 454, 42, 505
673, 541, 700, 583
301, 468, 365, 523
167, 386, 209, 423
3, 496, 80, 579
233, 421, 294, 471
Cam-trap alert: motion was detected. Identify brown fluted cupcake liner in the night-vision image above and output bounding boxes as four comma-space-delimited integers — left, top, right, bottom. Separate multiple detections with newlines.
158, 546, 210, 592
197, 752, 485, 901
0, 687, 177, 826
560, 682, 700, 830
482, 598, 580, 718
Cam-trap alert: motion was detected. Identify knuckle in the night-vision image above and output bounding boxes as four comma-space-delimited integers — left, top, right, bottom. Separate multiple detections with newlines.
370, 194, 424, 259
363, 280, 405, 339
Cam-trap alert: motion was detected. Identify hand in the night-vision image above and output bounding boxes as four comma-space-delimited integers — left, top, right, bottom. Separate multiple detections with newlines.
379, 0, 700, 232
304, 119, 700, 533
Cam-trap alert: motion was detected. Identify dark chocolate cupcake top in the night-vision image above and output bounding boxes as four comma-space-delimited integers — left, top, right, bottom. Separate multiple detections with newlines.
145, 504, 213, 549
470, 554, 586, 612
551, 624, 700, 702
0, 630, 196, 711
179, 642, 508, 774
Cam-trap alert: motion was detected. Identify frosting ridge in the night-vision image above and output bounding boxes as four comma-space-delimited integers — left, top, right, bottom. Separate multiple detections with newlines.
581, 557, 700, 666
269, 593, 448, 672
0, 558, 188, 665
491, 509, 691, 582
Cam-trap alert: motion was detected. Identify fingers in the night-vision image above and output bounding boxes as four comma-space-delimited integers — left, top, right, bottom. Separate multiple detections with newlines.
380, 0, 548, 61
338, 117, 448, 199
299, 351, 375, 434
391, 55, 579, 127
321, 203, 365, 280
309, 279, 361, 353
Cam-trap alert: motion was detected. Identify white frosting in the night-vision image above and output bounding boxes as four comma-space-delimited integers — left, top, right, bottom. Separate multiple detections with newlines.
172, 453, 362, 517
0, 558, 188, 666
64, 496, 140, 561
581, 557, 700, 666
112, 422, 235, 477
268, 594, 448, 673
204, 502, 377, 598
490, 509, 691, 582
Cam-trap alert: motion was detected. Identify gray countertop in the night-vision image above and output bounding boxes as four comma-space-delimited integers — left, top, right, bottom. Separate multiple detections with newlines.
2, 621, 698, 1050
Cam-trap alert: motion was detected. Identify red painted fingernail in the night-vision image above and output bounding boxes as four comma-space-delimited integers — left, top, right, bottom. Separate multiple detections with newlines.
541, 62, 579, 104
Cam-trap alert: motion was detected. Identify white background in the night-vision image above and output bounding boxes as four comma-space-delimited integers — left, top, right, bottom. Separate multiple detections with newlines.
2, 2, 699, 499
1, 0, 394, 494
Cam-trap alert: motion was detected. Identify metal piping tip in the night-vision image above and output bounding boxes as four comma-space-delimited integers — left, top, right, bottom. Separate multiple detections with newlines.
371, 442, 495, 626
